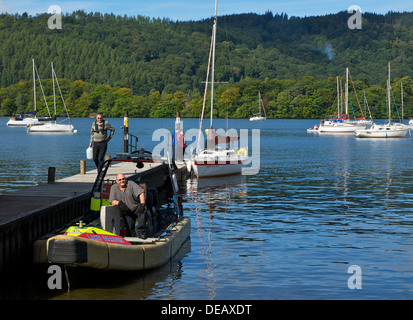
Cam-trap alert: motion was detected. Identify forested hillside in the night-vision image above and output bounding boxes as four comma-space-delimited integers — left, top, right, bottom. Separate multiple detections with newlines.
1, 10, 413, 119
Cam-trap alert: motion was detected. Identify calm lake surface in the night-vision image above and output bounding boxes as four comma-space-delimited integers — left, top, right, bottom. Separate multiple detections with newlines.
1, 116, 413, 300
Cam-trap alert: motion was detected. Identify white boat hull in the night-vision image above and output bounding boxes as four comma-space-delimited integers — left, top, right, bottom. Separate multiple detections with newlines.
355, 125, 408, 138
28, 123, 74, 133
192, 160, 245, 178
319, 123, 366, 133
6, 118, 40, 127
191, 149, 247, 178
249, 116, 266, 121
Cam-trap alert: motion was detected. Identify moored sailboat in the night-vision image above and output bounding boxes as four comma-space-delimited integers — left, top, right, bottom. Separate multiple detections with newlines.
191, 0, 247, 178
6, 59, 55, 127
6, 112, 40, 127
355, 63, 409, 138
249, 91, 266, 121
319, 70, 369, 133
28, 62, 75, 133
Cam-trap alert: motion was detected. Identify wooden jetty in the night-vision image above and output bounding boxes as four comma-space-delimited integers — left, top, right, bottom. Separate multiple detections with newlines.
0, 160, 189, 273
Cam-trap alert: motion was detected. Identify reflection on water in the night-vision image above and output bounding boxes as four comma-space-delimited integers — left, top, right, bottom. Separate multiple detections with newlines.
185, 176, 247, 300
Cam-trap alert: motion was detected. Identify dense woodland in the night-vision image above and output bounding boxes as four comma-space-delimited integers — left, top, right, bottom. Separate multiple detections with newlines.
1, 10, 413, 119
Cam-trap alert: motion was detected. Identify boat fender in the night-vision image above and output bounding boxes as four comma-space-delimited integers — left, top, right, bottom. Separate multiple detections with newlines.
238, 148, 247, 156
90, 197, 101, 211
48, 238, 88, 264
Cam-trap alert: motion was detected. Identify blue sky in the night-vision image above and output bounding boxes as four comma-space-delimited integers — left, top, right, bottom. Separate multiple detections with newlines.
1, 0, 413, 21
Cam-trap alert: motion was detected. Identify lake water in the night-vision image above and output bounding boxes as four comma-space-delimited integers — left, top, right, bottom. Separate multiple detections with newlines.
1, 117, 413, 300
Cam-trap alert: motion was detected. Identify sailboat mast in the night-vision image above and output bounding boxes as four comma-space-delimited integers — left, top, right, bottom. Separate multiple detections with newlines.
340, 79, 343, 114
52, 62, 56, 116
210, 0, 218, 129
401, 82, 404, 121
345, 68, 349, 117
388, 62, 391, 124
32, 59, 36, 113
336, 76, 339, 116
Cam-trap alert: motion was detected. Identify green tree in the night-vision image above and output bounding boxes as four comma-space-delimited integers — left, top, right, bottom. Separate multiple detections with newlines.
0, 98, 14, 116
76, 92, 92, 117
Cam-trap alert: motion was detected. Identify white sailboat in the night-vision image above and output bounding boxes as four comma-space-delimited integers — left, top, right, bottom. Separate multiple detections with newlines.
355, 63, 408, 138
319, 69, 369, 133
6, 113, 39, 127
28, 62, 75, 133
249, 91, 266, 121
6, 59, 54, 127
191, 0, 247, 178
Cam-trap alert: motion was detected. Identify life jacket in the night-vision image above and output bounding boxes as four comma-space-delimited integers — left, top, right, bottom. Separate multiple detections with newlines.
94, 120, 106, 133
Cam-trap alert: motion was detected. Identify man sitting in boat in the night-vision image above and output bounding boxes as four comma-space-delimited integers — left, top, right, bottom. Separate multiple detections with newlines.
109, 173, 147, 239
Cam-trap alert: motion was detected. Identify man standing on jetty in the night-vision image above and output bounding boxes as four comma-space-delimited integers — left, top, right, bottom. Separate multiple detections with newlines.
89, 113, 115, 173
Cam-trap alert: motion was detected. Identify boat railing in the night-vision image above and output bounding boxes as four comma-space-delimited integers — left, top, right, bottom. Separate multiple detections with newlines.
127, 133, 139, 153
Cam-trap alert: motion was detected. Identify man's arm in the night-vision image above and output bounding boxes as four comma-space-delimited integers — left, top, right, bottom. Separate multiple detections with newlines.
139, 192, 145, 204
89, 123, 94, 147
109, 185, 118, 206
106, 121, 115, 140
